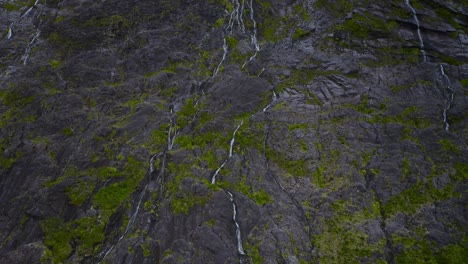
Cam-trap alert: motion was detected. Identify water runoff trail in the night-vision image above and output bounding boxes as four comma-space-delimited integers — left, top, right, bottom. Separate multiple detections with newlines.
3, 0, 43, 65
213, 0, 261, 77
405, 0, 427, 62
211, 1, 263, 260
97, 109, 177, 263
210, 120, 249, 260
439, 64, 454, 131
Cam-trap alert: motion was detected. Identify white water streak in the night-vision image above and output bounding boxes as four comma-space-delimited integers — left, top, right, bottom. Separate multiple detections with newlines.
229, 121, 243, 157
226, 191, 246, 255
213, 38, 228, 77
242, 0, 260, 68
98, 184, 148, 263
257, 67, 265, 77
21, 30, 40, 65
211, 160, 227, 184
211, 121, 244, 184
262, 91, 278, 112
440, 64, 454, 131
167, 117, 177, 151
405, 0, 427, 62
6, 25, 13, 39
22, 0, 40, 18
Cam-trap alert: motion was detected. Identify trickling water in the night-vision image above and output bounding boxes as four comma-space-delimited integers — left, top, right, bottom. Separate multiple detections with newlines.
405, 0, 427, 62
229, 121, 243, 157
226, 0, 246, 34
213, 38, 228, 77
167, 117, 177, 151
211, 121, 244, 184
21, 0, 40, 18
21, 30, 40, 65
257, 67, 265, 77
98, 184, 149, 263
226, 191, 246, 255
439, 64, 454, 131
242, 0, 260, 68
262, 91, 278, 112
6, 24, 13, 39
211, 160, 227, 184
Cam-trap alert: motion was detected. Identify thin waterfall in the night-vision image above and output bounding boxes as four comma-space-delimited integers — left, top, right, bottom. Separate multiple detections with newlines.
211, 160, 227, 184
211, 121, 244, 184
439, 64, 454, 131
226, 191, 246, 255
226, 0, 245, 34
242, 0, 260, 68
21, 0, 40, 18
262, 91, 278, 112
6, 24, 13, 39
213, 0, 248, 77
405, 0, 427, 62
229, 121, 243, 157
21, 30, 41, 65
213, 38, 228, 77
167, 117, 177, 151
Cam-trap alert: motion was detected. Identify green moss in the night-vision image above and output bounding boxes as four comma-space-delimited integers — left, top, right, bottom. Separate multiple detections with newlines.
42, 217, 105, 263
277, 69, 338, 92
314, 195, 385, 263
338, 12, 398, 39
3, 3, 21, 11
439, 139, 461, 155
66, 180, 96, 205
267, 147, 308, 177
314, 0, 353, 18
393, 236, 437, 264
62, 127, 74, 136
245, 243, 263, 264
141, 242, 152, 257
436, 243, 468, 264
83, 15, 130, 29
49, 59, 61, 69
383, 179, 458, 216
292, 28, 309, 41
460, 79, 468, 87
402, 157, 411, 178
288, 123, 308, 131
368, 106, 431, 128
41, 218, 73, 263
166, 162, 211, 214
214, 17, 224, 28
234, 175, 273, 206
225, 35, 238, 49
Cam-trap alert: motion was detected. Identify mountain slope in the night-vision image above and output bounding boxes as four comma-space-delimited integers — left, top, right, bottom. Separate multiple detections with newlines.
0, 0, 467, 263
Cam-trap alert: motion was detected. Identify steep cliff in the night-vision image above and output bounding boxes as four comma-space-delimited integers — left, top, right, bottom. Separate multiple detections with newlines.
0, 0, 467, 263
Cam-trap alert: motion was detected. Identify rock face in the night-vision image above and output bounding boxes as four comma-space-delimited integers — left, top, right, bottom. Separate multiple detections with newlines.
0, 0, 467, 263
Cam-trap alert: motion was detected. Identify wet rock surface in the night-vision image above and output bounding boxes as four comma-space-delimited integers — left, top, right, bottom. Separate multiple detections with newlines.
0, 0, 467, 263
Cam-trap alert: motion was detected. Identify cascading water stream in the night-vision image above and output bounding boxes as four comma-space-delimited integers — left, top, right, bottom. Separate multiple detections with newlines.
21, 30, 40, 65
226, 0, 245, 34
213, 0, 248, 77
242, 0, 260, 68
98, 108, 178, 262
262, 91, 278, 112
405, 0, 427, 62
211, 121, 244, 184
229, 121, 243, 157
439, 64, 454, 131
22, 0, 41, 18
213, 38, 228, 77
226, 191, 246, 255
6, 24, 13, 40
